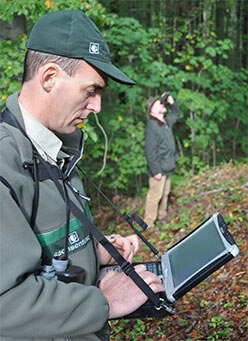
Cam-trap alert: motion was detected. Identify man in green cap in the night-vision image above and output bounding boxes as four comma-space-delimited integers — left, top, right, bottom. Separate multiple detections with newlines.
0, 10, 163, 341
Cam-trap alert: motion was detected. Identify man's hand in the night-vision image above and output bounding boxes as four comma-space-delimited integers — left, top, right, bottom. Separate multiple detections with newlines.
161, 92, 174, 105
99, 264, 164, 319
154, 173, 162, 180
98, 234, 139, 265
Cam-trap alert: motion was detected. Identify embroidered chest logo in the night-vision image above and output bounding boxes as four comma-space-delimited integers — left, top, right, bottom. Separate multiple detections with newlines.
69, 231, 79, 245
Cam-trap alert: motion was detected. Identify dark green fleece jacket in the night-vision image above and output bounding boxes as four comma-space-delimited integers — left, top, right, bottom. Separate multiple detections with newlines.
0, 92, 109, 340
145, 100, 181, 177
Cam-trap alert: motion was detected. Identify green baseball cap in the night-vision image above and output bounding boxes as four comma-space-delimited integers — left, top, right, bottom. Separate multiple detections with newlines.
26, 10, 135, 85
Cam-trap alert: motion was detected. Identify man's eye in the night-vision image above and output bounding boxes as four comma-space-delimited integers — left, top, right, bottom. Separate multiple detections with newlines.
87, 91, 96, 97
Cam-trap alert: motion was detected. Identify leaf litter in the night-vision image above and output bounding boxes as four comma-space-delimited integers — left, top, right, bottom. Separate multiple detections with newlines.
93, 162, 248, 340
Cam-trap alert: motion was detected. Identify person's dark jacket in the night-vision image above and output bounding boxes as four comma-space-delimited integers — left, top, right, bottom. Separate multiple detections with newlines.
145, 99, 181, 177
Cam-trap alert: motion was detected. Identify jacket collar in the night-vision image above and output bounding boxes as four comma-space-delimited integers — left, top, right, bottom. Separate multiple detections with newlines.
5, 92, 85, 177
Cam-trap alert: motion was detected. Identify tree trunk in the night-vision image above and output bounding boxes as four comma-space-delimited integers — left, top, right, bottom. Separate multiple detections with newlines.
215, 0, 226, 65
232, 117, 240, 159
212, 139, 216, 167
235, 0, 242, 70
242, 0, 248, 68
190, 111, 195, 174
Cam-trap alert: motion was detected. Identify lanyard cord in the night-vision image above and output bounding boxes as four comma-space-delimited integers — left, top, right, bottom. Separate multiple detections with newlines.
2, 108, 40, 230
30, 150, 39, 230
61, 177, 70, 260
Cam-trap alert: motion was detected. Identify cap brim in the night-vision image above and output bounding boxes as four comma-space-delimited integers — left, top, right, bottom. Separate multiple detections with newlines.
84, 57, 135, 85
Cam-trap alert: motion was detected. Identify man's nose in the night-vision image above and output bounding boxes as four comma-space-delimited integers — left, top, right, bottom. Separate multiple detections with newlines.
88, 94, 101, 114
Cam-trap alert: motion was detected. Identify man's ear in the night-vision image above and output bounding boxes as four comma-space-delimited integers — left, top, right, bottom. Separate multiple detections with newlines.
39, 63, 59, 92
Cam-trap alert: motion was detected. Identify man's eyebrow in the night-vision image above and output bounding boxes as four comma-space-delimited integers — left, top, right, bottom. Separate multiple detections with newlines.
91, 82, 108, 90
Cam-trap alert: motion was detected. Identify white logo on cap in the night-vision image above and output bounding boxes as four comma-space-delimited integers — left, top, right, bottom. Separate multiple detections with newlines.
89, 42, 100, 54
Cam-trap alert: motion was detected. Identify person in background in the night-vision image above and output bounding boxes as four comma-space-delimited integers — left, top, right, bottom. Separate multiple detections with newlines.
144, 92, 181, 229
0, 10, 164, 341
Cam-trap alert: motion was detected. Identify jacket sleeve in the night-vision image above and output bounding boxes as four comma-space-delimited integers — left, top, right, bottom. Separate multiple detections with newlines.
166, 99, 181, 127
145, 121, 161, 176
0, 182, 109, 339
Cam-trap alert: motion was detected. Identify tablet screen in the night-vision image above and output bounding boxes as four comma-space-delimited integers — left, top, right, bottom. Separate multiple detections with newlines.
169, 220, 225, 287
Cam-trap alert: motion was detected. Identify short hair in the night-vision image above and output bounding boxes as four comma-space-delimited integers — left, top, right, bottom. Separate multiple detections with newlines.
22, 50, 83, 83
146, 97, 158, 114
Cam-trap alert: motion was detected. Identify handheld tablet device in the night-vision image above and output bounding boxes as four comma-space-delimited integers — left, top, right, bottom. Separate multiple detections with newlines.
159, 212, 239, 302
98, 212, 239, 318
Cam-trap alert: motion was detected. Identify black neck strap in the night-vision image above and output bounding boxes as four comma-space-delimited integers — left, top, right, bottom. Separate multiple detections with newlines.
1, 108, 40, 230
37, 153, 161, 308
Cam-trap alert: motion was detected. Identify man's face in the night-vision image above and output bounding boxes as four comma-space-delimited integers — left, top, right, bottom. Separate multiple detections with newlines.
48, 61, 108, 134
150, 99, 167, 115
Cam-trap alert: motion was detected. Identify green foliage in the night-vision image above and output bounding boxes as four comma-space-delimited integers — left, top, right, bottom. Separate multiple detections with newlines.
0, 0, 107, 25
238, 293, 248, 307
83, 113, 147, 195
0, 37, 24, 103
208, 316, 234, 340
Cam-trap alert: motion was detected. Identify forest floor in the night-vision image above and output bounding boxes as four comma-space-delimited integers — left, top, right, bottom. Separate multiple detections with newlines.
93, 161, 248, 341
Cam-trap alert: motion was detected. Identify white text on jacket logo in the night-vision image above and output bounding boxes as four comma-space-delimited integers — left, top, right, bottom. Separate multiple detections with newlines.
53, 235, 91, 258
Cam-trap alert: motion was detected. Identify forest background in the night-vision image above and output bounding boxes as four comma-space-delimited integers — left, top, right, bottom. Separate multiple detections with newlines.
1, 0, 248, 340
0, 0, 247, 201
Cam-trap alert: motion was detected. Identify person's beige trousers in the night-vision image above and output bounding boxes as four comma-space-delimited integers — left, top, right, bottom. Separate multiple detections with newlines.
144, 175, 171, 228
